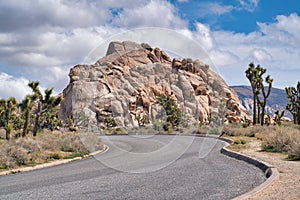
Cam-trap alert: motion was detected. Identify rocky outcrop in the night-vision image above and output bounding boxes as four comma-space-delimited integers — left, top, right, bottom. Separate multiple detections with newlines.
59, 41, 250, 128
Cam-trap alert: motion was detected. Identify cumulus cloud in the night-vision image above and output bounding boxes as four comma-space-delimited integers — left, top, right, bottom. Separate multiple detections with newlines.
0, 0, 190, 97
0, 72, 30, 100
111, 0, 187, 29
211, 13, 300, 87
0, 0, 112, 32
252, 49, 273, 62
214, 13, 300, 70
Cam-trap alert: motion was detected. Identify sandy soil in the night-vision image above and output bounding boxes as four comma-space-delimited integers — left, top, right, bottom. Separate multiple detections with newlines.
228, 138, 300, 200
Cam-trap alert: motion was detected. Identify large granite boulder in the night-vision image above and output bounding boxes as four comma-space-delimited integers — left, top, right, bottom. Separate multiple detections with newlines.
59, 41, 250, 128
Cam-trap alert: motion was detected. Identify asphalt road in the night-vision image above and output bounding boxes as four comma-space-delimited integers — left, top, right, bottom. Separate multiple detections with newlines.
0, 135, 266, 200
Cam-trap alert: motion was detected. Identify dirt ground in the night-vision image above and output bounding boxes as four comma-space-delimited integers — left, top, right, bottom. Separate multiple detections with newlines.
227, 137, 300, 200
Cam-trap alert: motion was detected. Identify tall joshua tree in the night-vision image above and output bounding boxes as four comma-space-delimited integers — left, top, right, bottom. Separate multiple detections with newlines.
245, 62, 273, 126
245, 63, 264, 125
286, 81, 300, 124
28, 81, 62, 136
259, 75, 273, 126
0, 97, 18, 140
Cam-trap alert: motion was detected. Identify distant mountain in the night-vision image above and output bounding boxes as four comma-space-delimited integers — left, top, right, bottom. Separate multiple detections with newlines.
231, 86, 291, 118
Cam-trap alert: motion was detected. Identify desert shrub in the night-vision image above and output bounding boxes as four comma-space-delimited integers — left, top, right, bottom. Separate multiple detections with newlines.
157, 95, 182, 128
240, 139, 247, 144
261, 126, 300, 154
0, 130, 103, 170
208, 126, 222, 135
288, 139, 300, 160
48, 153, 61, 160
163, 122, 172, 132
233, 140, 241, 144
223, 124, 272, 137
197, 126, 208, 135
233, 139, 247, 145
6, 146, 29, 167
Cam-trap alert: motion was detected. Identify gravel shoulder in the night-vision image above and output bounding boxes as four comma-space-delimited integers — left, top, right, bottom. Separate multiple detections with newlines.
226, 137, 300, 200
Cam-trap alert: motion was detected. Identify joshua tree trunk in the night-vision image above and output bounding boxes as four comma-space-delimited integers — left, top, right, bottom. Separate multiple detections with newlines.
33, 102, 41, 136
22, 110, 30, 137
33, 114, 40, 136
253, 93, 257, 125
257, 97, 261, 124
261, 100, 267, 126
260, 75, 273, 126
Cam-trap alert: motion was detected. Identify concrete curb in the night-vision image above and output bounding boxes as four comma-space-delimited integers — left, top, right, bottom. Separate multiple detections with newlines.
0, 144, 109, 176
220, 140, 279, 200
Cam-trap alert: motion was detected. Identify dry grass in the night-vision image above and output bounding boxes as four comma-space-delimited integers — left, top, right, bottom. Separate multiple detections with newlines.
260, 126, 300, 160
0, 130, 103, 170
224, 123, 300, 160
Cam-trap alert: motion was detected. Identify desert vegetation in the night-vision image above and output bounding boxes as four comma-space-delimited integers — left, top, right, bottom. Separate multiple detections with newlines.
0, 81, 63, 140
223, 122, 300, 160
0, 130, 98, 170
220, 64, 300, 160
156, 94, 182, 131
245, 62, 273, 126
0, 81, 103, 171
285, 81, 300, 124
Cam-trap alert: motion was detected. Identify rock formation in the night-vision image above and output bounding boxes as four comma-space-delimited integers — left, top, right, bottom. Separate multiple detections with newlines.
59, 41, 250, 128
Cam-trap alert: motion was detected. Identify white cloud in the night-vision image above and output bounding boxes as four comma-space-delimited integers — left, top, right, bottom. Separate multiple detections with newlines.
111, 0, 187, 29
209, 3, 234, 15
211, 13, 300, 87
194, 23, 214, 51
197, 0, 259, 17
237, 0, 259, 12
0, 72, 30, 100
0, 0, 190, 98
0, 0, 112, 31
197, 2, 233, 17
252, 49, 273, 62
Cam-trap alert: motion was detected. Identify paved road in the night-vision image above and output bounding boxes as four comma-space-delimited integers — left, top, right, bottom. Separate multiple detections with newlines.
0, 135, 266, 200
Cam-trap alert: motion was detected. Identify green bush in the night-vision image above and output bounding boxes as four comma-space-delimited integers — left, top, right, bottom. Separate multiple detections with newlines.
157, 95, 181, 128
240, 139, 247, 144
234, 140, 241, 144
48, 153, 61, 160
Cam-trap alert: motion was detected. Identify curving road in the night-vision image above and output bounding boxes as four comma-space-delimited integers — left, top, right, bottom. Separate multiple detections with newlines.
0, 135, 266, 200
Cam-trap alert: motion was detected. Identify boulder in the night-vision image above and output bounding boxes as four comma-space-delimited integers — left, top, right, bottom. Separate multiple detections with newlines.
59, 41, 251, 128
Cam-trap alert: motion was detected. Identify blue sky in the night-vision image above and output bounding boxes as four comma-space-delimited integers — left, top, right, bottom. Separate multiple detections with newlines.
172, 0, 300, 33
0, 0, 299, 100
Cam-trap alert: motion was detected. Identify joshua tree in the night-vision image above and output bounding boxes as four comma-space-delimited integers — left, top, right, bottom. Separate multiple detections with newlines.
245, 62, 273, 126
259, 75, 273, 126
28, 81, 62, 136
0, 97, 18, 140
19, 95, 35, 137
245, 63, 264, 125
285, 81, 300, 124
274, 110, 285, 125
